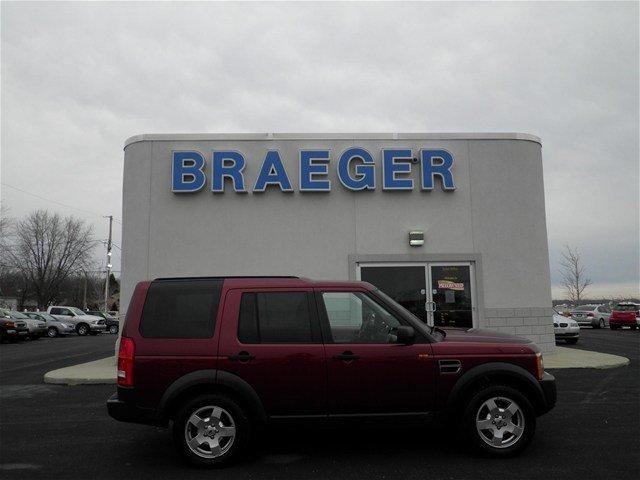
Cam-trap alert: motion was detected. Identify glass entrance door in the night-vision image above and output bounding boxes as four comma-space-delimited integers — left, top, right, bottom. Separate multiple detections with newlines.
359, 266, 429, 324
358, 262, 475, 329
429, 264, 474, 328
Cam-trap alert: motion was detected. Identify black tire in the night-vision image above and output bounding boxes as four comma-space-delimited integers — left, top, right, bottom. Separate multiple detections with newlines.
47, 327, 59, 338
172, 393, 250, 468
565, 338, 578, 344
109, 325, 118, 334
462, 384, 536, 457
76, 324, 89, 336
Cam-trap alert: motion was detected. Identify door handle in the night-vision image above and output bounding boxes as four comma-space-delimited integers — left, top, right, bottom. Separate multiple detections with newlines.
332, 351, 360, 362
228, 351, 255, 362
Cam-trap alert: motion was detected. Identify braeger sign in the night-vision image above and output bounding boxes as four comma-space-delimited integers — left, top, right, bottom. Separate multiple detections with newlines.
171, 148, 455, 193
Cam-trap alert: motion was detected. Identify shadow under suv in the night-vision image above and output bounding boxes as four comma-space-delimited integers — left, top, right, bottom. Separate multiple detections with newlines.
107, 276, 556, 466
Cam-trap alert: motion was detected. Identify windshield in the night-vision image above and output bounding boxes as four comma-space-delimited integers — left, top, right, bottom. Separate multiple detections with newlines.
39, 313, 56, 321
69, 307, 87, 315
9, 311, 29, 319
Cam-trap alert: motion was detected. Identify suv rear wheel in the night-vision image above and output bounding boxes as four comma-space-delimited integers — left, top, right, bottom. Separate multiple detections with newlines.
172, 394, 249, 467
463, 384, 535, 456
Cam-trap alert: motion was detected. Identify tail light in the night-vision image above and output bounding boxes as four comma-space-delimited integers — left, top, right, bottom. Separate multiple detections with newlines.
117, 337, 135, 387
586, 313, 594, 317
535, 352, 545, 380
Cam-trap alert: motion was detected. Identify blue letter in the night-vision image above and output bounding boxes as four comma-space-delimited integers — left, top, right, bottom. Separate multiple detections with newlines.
253, 151, 293, 192
300, 150, 331, 191
337, 148, 375, 191
382, 149, 413, 190
212, 151, 246, 192
172, 151, 206, 193
421, 149, 455, 190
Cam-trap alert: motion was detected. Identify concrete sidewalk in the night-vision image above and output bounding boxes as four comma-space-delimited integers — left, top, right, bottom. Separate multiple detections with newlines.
44, 356, 116, 385
544, 346, 630, 370
43, 346, 630, 385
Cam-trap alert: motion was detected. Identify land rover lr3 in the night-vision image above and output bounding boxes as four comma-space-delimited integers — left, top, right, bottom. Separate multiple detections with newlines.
107, 277, 556, 466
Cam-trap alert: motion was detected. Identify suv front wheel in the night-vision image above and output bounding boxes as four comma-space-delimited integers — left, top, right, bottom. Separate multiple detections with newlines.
172, 394, 250, 467
463, 384, 536, 456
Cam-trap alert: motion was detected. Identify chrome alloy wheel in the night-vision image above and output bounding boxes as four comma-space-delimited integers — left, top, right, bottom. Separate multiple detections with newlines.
475, 396, 525, 449
184, 406, 236, 459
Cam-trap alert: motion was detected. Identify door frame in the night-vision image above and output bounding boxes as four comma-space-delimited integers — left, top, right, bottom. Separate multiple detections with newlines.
349, 254, 484, 329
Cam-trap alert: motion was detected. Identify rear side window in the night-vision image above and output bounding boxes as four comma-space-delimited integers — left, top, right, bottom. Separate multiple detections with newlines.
140, 279, 222, 338
238, 292, 314, 343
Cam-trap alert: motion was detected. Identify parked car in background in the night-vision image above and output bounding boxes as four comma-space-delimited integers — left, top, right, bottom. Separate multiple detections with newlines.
85, 311, 120, 334
553, 309, 579, 344
5, 310, 46, 339
609, 303, 640, 330
46, 306, 106, 336
571, 304, 610, 328
0, 308, 29, 342
25, 312, 76, 338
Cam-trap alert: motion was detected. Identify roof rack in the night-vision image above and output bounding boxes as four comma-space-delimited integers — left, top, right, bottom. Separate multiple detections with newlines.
153, 276, 300, 281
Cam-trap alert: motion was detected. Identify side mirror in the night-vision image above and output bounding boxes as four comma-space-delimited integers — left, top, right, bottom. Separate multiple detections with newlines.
395, 326, 415, 344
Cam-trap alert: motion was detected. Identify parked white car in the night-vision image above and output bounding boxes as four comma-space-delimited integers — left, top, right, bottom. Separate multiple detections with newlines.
553, 310, 580, 344
25, 312, 76, 338
571, 304, 611, 329
46, 306, 107, 336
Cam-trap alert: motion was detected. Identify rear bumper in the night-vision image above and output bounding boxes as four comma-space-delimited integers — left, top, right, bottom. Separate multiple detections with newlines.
2, 328, 29, 339
609, 319, 638, 326
538, 372, 557, 415
107, 392, 165, 427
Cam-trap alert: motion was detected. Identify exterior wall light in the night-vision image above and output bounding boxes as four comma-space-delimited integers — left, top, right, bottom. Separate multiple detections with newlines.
409, 231, 424, 247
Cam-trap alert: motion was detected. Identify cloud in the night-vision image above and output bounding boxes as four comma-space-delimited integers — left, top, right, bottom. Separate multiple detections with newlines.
1, 2, 638, 295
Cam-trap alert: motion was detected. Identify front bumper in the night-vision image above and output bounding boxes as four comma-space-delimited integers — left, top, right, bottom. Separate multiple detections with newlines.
89, 324, 107, 332
29, 327, 47, 337
555, 330, 579, 338
538, 372, 557, 415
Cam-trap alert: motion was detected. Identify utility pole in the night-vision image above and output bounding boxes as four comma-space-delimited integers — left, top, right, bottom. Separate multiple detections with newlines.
104, 215, 113, 312
83, 272, 88, 311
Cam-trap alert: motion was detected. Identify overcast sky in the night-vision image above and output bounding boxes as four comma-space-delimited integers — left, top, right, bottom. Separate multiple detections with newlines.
1, 1, 638, 299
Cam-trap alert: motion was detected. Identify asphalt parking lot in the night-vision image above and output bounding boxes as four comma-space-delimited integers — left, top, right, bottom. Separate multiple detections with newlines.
1, 329, 638, 480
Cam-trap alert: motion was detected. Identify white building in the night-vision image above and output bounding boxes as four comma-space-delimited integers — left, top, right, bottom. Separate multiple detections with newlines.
121, 133, 555, 352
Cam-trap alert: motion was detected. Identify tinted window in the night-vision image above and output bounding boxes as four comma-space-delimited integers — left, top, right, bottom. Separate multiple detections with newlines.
237, 292, 313, 343
140, 279, 222, 338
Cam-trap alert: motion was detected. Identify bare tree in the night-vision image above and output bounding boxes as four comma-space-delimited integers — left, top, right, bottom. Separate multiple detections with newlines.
8, 210, 96, 308
0, 204, 14, 296
560, 245, 592, 306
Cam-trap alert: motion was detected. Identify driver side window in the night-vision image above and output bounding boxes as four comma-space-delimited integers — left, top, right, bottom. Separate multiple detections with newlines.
321, 292, 401, 344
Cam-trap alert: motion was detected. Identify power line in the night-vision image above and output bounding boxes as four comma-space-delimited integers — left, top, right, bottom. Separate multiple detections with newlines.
1, 182, 122, 224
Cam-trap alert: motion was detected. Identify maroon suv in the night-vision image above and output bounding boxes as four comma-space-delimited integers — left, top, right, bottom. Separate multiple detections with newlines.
107, 276, 556, 466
